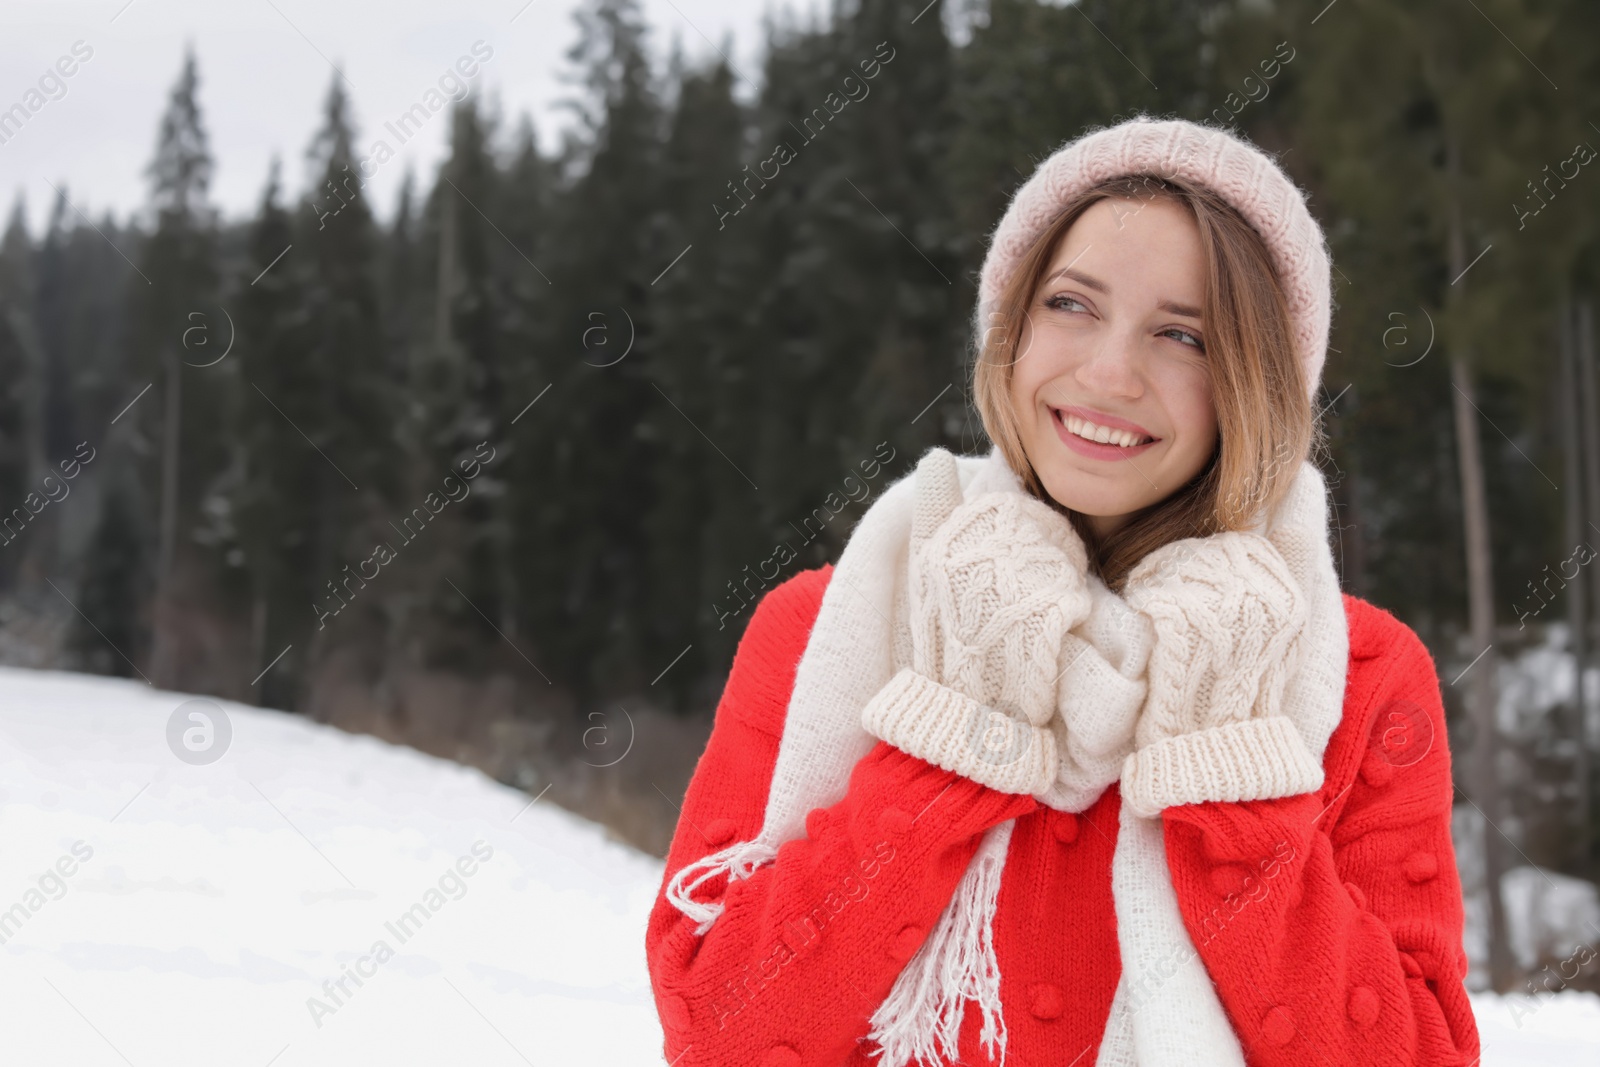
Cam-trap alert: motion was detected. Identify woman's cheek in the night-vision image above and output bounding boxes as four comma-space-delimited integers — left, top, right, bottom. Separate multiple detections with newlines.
1166, 361, 1217, 443
1011, 330, 1070, 421
1008, 358, 1043, 436
1141, 365, 1213, 480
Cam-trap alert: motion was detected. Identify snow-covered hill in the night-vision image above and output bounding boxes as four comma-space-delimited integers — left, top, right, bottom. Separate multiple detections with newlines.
0, 667, 663, 1065
0, 667, 1595, 1065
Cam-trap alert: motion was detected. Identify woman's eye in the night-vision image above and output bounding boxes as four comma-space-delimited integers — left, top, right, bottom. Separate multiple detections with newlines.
1041, 295, 1204, 351
1161, 327, 1206, 352
1043, 293, 1088, 313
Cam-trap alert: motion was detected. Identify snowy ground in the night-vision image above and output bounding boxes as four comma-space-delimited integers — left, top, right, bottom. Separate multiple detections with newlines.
0, 667, 664, 1066
1472, 990, 1600, 1065
0, 667, 1596, 1066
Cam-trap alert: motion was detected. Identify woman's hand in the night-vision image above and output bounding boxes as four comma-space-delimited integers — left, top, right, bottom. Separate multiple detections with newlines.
1116, 529, 1324, 816
860, 447, 1093, 795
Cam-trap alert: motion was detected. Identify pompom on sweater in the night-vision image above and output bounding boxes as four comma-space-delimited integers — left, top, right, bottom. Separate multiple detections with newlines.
644, 565, 1480, 1067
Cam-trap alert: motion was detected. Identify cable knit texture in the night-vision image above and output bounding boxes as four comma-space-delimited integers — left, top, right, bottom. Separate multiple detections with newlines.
651, 113, 1389, 1067
974, 113, 1332, 403
860, 448, 1091, 795
661, 442, 1348, 1067
1118, 531, 1324, 817
1041, 577, 1151, 811
645, 568, 1480, 1067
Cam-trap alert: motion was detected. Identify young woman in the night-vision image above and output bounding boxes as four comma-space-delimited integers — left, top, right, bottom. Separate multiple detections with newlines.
645, 115, 1479, 1067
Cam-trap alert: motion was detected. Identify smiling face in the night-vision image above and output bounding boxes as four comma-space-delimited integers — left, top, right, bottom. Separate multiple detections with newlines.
1007, 195, 1219, 538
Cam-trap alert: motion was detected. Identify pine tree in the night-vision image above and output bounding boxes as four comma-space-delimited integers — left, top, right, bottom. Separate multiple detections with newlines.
385, 96, 514, 682
509, 0, 666, 699
496, 115, 560, 683
127, 46, 221, 686
729, 0, 962, 586
67, 468, 150, 677
384, 168, 421, 384
438, 97, 511, 639
45, 189, 149, 669
639, 53, 749, 701
33, 190, 79, 483
0, 199, 39, 591
226, 158, 319, 708
294, 74, 397, 680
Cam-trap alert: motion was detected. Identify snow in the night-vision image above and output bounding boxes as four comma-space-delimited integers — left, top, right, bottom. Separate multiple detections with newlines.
1452, 626, 1600, 998
1, 666, 1596, 1065
1471, 990, 1600, 1065
1457, 804, 1600, 982
0, 667, 665, 1066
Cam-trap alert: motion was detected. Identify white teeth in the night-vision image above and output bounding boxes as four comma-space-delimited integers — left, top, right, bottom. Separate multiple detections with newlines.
1061, 412, 1150, 447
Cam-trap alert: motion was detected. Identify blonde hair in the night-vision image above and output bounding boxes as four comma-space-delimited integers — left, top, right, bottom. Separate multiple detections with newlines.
973, 174, 1321, 590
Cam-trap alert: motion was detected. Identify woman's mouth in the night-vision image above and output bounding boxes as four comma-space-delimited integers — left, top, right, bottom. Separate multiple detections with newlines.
1050, 407, 1160, 460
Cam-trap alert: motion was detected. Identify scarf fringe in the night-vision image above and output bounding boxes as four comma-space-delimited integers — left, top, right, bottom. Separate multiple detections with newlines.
664, 839, 779, 935
658, 450, 1345, 1067
867, 820, 1013, 1067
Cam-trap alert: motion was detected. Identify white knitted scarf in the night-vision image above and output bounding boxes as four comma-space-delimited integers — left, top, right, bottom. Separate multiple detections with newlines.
666, 446, 1348, 1066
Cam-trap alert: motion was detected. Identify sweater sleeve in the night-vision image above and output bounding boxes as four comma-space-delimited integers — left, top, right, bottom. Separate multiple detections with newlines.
645, 565, 1039, 1067
1159, 597, 1479, 1066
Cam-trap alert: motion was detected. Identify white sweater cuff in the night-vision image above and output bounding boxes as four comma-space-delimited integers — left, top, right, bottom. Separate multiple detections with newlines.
1118, 716, 1325, 818
861, 668, 1058, 796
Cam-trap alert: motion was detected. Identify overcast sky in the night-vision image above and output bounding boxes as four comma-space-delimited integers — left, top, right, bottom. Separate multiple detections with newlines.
0, 0, 810, 239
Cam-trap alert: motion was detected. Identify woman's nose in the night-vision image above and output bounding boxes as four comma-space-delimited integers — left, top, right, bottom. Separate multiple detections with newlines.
1073, 334, 1143, 398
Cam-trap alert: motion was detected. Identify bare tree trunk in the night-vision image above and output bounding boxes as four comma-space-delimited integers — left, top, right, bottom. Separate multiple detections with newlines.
1576, 296, 1600, 621
1451, 353, 1514, 991
151, 347, 182, 688
1578, 295, 1600, 875
1445, 128, 1513, 991
1560, 296, 1591, 872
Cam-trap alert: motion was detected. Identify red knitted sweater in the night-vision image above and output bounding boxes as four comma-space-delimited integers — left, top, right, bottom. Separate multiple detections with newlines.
645, 564, 1480, 1066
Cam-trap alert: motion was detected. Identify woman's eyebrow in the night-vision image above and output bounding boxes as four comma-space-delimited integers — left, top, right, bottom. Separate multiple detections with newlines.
1044, 266, 1109, 293
1042, 266, 1202, 320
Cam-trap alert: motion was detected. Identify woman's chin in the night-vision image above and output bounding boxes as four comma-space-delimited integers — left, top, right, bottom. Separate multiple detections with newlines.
1037, 486, 1146, 524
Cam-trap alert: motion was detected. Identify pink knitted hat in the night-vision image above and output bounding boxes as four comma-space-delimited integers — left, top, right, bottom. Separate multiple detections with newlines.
975, 113, 1334, 401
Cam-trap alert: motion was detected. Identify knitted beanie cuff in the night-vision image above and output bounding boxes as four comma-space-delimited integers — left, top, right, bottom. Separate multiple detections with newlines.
861, 667, 1058, 796
1118, 716, 1325, 818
